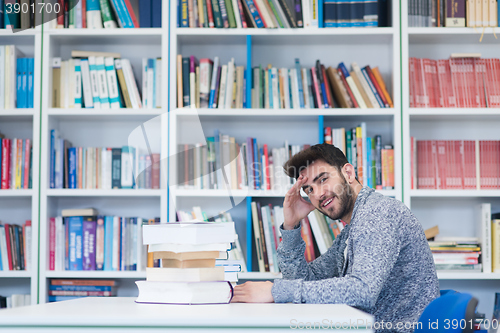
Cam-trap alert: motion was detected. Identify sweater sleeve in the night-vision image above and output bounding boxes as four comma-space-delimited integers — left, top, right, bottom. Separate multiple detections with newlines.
272, 212, 401, 311
275, 224, 343, 282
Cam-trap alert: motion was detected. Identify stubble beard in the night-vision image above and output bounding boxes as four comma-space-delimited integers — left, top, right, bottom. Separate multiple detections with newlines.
319, 176, 356, 222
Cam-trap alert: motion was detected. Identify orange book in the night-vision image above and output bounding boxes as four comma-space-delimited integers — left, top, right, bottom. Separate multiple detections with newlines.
356, 127, 363, 184
301, 218, 316, 262
387, 148, 395, 189
372, 67, 394, 108
147, 219, 155, 268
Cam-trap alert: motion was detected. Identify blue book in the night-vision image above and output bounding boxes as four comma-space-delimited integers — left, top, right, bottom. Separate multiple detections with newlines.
48, 296, 85, 302
499, 1, 500, 27
180, 0, 189, 27
243, 0, 264, 27
364, 0, 378, 26
209, 58, 219, 108
4, 1, 18, 29
337, 0, 350, 27
68, 216, 84, 271
306, 69, 314, 108
131, 217, 137, 271
324, 0, 338, 27
318, 0, 323, 27
366, 137, 371, 188
252, 138, 260, 190
350, 0, 364, 27
139, 0, 151, 27
243, 70, 247, 108
49, 285, 114, 292
361, 67, 384, 107
27, 58, 34, 108
22, 58, 28, 108
294, 59, 305, 108
268, 68, 273, 109
0, 0, 4, 29
120, 217, 126, 271
68, 147, 77, 189
110, 0, 132, 28
16, 58, 23, 108
147, 58, 156, 108
118, 0, 134, 27
104, 216, 114, 271
152, 0, 161, 27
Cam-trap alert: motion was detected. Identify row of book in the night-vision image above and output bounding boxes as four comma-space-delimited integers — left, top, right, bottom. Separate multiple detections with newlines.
408, 0, 499, 27
409, 56, 500, 108
302, 209, 344, 261
9, 0, 161, 30
177, 55, 393, 109
52, 52, 161, 109
0, 46, 33, 109
412, 139, 500, 190
177, 132, 305, 192
48, 208, 149, 271
0, 294, 30, 308
178, 0, 388, 28
429, 238, 482, 272
250, 201, 282, 272
49, 130, 160, 190
0, 137, 32, 190
137, 222, 237, 304
47, 279, 117, 303
0, 221, 32, 271
324, 126, 395, 189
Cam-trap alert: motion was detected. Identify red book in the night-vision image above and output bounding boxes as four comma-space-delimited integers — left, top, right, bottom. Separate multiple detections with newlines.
251, 0, 268, 27
1, 139, 10, 189
454, 140, 464, 189
300, 218, 315, 263
82, 0, 87, 28
23, 139, 30, 189
411, 137, 415, 189
321, 65, 334, 108
205, 0, 215, 27
446, 60, 456, 107
151, 153, 160, 189
436, 140, 446, 189
409, 57, 416, 107
3, 224, 13, 270
49, 217, 56, 270
365, 65, 389, 108
237, 0, 247, 28
474, 58, 487, 108
263, 144, 270, 190
479, 141, 487, 189
337, 68, 358, 108
449, 59, 460, 107
430, 60, 439, 108
57, 0, 64, 27
324, 127, 332, 145
123, 0, 140, 27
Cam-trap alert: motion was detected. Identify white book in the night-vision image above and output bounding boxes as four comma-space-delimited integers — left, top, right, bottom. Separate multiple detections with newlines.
104, 57, 120, 109
302, 0, 311, 28
255, 0, 276, 27
74, 59, 82, 108
232, 0, 243, 28
290, 69, 300, 109
80, 59, 93, 108
112, 216, 120, 271
141, 58, 148, 108
86, 7, 103, 28
24, 221, 31, 270
345, 72, 367, 108
477, 203, 492, 273
0, 226, 9, 271
199, 59, 212, 109
121, 146, 135, 189
101, 148, 112, 189
75, 0, 83, 28
307, 211, 328, 254
190, 60, 196, 109
311, 0, 319, 27
280, 68, 290, 109
68, 59, 76, 108
302, 68, 310, 108
218, 65, 228, 109
273, 206, 283, 240
55, 216, 64, 271
60, 61, 67, 108
361, 122, 367, 186
0, 46, 5, 109
95, 56, 110, 109
351, 62, 378, 108
271, 0, 290, 28
142, 222, 237, 245
147, 59, 155, 109
7, 46, 24, 109
271, 68, 279, 109
121, 59, 142, 108
225, 59, 235, 109
87, 56, 101, 108
155, 58, 162, 108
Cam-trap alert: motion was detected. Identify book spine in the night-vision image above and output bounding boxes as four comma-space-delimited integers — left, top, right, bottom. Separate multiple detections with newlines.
111, 148, 122, 189
99, 0, 117, 28
104, 57, 120, 108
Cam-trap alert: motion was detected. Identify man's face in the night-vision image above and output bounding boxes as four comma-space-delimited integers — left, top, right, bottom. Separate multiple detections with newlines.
300, 160, 355, 221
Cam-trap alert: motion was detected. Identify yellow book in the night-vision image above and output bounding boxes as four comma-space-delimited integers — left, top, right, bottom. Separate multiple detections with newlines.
114, 60, 132, 108
492, 219, 500, 272
372, 67, 394, 108
177, 54, 183, 109
356, 127, 363, 184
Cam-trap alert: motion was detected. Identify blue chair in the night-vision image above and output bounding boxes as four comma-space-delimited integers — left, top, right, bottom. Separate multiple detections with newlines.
415, 290, 478, 333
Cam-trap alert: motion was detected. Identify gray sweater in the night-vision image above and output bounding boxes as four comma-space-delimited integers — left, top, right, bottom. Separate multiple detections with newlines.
271, 187, 439, 333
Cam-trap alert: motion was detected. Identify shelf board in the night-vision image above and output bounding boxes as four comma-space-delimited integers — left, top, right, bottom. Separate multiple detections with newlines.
46, 189, 162, 197
238, 272, 282, 280
408, 27, 498, 35
0, 189, 33, 197
173, 188, 397, 198
0, 271, 32, 278
173, 108, 395, 117
0, 29, 37, 36
44, 271, 146, 279
47, 108, 164, 116
437, 272, 500, 280
176, 27, 396, 36
0, 108, 35, 116
410, 190, 500, 198
46, 28, 163, 36
408, 108, 500, 121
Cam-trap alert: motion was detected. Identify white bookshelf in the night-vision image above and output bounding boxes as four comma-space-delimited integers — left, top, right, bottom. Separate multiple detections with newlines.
401, 0, 500, 319
169, 0, 401, 274
0, 31, 41, 306
36, 4, 170, 302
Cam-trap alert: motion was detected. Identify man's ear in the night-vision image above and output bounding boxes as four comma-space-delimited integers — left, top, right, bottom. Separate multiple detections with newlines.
342, 163, 357, 184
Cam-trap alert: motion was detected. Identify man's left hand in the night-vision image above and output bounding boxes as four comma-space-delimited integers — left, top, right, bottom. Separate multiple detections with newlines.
231, 281, 274, 303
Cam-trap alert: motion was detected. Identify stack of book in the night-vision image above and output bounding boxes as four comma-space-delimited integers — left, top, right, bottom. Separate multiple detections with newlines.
408, 0, 499, 27
48, 279, 117, 303
136, 222, 237, 304
324, 127, 394, 190
49, 129, 160, 190
409, 56, 500, 108
177, 131, 308, 192
429, 237, 482, 272
177, 56, 392, 109
411, 138, 500, 190
0, 220, 31, 271
48, 208, 149, 271
52, 51, 161, 109
0, 294, 30, 308
1, 136, 32, 190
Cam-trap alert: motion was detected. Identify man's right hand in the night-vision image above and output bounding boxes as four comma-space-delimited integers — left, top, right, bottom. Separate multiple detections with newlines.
283, 175, 316, 230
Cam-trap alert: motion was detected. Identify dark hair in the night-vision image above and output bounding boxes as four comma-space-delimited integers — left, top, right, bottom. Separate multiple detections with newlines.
283, 143, 349, 179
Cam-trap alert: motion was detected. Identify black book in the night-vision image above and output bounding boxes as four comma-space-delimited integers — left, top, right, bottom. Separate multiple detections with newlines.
111, 148, 122, 189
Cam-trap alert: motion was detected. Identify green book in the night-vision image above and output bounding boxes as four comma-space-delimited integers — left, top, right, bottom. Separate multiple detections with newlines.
371, 137, 376, 189
346, 130, 352, 165
99, 0, 117, 28
223, 0, 236, 28
266, 0, 284, 28
211, 0, 223, 28
69, 0, 76, 28
202, 0, 210, 27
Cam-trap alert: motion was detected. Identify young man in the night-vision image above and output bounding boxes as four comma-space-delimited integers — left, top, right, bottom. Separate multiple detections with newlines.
233, 143, 439, 332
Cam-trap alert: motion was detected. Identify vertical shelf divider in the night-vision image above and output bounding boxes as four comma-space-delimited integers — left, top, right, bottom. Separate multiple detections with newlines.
246, 35, 252, 109
246, 196, 253, 271
318, 116, 324, 144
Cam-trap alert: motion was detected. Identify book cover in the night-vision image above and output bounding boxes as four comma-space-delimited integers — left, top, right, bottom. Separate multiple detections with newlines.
82, 217, 97, 271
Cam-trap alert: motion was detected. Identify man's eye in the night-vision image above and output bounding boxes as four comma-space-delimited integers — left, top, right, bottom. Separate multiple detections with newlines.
306, 188, 313, 194
320, 177, 327, 183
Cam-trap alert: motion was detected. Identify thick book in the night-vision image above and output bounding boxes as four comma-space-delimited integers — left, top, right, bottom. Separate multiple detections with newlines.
152, 251, 223, 260
135, 280, 233, 304
62, 208, 98, 217
161, 258, 216, 268
146, 267, 225, 282
142, 222, 236, 245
